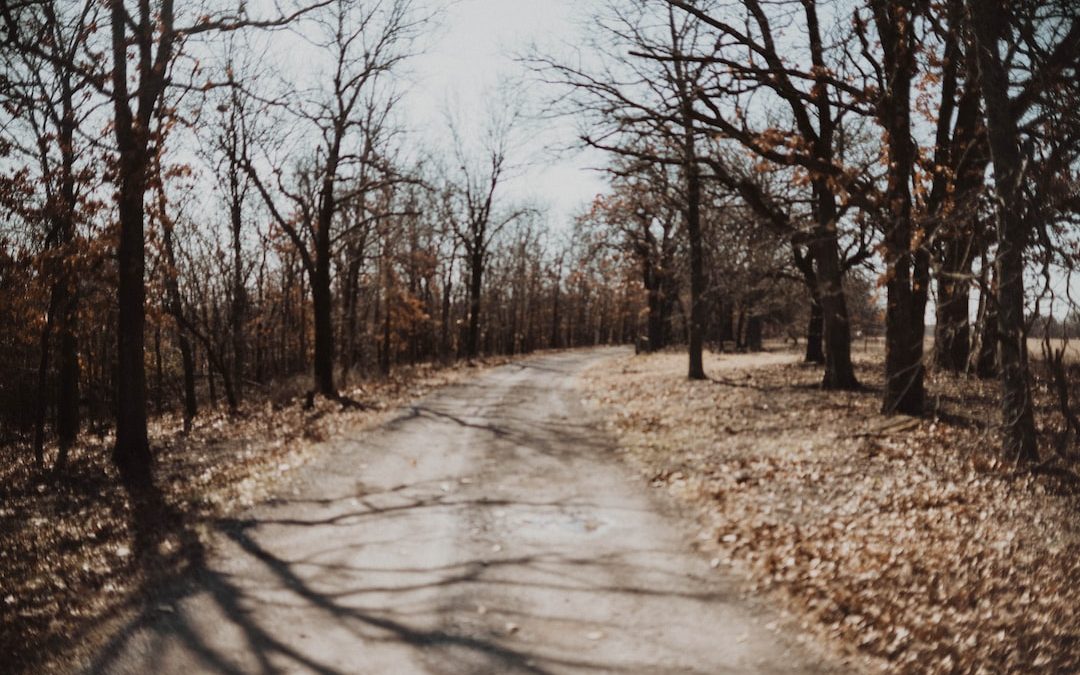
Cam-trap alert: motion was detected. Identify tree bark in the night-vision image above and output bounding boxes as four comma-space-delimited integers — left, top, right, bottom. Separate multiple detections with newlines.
466, 250, 483, 360
32, 292, 57, 471
311, 259, 336, 395
109, 0, 177, 495
53, 79, 81, 472
551, 261, 562, 349
54, 277, 79, 472
876, 0, 925, 416
968, 0, 1037, 461
971, 263, 999, 378
805, 301, 825, 364
179, 331, 197, 430
113, 148, 153, 489
671, 10, 705, 380
230, 187, 245, 404
810, 185, 859, 389
440, 263, 454, 362
934, 236, 974, 373
747, 314, 763, 352
793, 245, 825, 363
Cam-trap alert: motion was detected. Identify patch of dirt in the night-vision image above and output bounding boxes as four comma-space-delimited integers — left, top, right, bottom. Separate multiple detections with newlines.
584, 348, 1080, 674
0, 357, 512, 675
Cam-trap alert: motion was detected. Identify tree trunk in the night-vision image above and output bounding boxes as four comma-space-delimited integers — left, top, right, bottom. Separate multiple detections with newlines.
54, 88, 81, 472
466, 251, 483, 360
806, 300, 825, 364
551, 264, 562, 349
934, 237, 974, 373
676, 56, 705, 379
113, 139, 153, 490
206, 353, 217, 408
440, 267, 453, 362
53, 278, 80, 472
381, 275, 392, 376
160, 198, 198, 431
643, 253, 663, 352
33, 292, 57, 471
110, 1, 164, 495
968, 0, 1037, 461
154, 326, 163, 415
809, 193, 859, 390
735, 306, 746, 351
179, 331, 197, 431
230, 193, 245, 404
310, 149, 339, 398
311, 260, 336, 396
343, 248, 362, 377
793, 245, 825, 364
878, 1, 925, 416
932, 64, 982, 374
747, 315, 763, 352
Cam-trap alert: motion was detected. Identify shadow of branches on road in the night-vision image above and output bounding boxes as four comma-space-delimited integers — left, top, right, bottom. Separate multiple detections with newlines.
85, 472, 730, 675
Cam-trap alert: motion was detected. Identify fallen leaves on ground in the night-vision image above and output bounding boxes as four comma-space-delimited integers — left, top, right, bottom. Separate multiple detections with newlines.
0, 357, 509, 674
584, 349, 1080, 674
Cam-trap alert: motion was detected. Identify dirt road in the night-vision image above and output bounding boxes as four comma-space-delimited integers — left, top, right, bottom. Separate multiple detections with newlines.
90, 350, 842, 674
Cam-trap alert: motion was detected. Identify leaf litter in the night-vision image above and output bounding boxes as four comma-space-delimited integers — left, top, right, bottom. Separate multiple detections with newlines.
584, 349, 1080, 674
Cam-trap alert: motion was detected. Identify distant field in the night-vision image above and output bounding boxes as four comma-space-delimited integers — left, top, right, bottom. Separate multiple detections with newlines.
813, 335, 1080, 364
1027, 338, 1080, 363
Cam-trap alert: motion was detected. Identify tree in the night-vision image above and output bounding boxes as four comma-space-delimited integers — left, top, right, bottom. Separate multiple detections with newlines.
590, 163, 681, 353
445, 95, 529, 360
202, 48, 262, 407
661, 0, 866, 390
244, 0, 420, 398
2, 0, 330, 496
0, 0, 100, 473
531, 0, 717, 379
865, 0, 925, 415
966, 0, 1080, 461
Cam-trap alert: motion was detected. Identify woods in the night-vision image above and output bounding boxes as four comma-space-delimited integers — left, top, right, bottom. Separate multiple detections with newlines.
532, 0, 1078, 453
1, 0, 1079, 671
0, 1, 635, 484
0, 0, 1077, 498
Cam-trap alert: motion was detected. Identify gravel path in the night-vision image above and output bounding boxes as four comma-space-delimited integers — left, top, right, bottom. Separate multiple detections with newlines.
90, 349, 843, 674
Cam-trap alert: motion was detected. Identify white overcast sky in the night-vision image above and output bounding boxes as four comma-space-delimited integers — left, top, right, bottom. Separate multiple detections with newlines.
401, 0, 608, 231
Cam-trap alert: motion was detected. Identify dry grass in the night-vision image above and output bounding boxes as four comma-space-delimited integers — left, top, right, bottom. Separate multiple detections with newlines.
1028, 338, 1080, 364
584, 349, 1080, 673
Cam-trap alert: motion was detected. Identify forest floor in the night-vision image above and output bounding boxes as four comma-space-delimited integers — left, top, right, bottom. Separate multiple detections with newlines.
583, 346, 1080, 674
0, 356, 516, 675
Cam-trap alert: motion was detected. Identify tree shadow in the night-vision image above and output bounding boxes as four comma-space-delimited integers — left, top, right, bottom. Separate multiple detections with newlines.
84, 351, 751, 674
86, 481, 729, 675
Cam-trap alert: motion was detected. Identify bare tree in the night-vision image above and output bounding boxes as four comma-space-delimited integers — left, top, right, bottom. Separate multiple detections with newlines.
444, 93, 530, 360
530, 0, 716, 379
660, 0, 865, 390
244, 0, 420, 399
967, 0, 1080, 461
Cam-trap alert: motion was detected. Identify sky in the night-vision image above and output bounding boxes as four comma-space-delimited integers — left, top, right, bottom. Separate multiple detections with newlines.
401, 0, 608, 233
